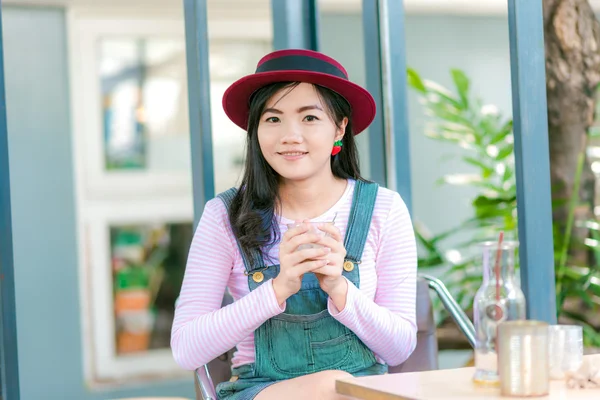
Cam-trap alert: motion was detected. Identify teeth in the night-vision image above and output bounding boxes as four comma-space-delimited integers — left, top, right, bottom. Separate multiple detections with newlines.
282, 152, 305, 156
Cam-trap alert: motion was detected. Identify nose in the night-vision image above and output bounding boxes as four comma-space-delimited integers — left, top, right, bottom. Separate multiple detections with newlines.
280, 121, 304, 144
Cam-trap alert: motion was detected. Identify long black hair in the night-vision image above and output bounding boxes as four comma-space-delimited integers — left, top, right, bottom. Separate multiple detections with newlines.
228, 81, 365, 263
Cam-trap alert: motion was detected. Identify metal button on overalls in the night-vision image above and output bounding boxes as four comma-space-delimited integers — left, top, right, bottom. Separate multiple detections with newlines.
252, 271, 264, 283
343, 260, 355, 272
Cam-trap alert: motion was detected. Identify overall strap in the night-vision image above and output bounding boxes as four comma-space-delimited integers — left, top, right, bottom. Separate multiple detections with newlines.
343, 180, 379, 263
216, 188, 265, 274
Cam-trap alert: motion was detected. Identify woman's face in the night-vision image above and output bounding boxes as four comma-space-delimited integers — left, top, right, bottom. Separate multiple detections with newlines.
257, 83, 347, 183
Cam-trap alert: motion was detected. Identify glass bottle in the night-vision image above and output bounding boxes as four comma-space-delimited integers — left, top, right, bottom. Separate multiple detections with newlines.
472, 240, 526, 386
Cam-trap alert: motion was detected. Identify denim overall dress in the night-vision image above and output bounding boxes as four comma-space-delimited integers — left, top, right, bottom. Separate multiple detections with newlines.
215, 180, 387, 400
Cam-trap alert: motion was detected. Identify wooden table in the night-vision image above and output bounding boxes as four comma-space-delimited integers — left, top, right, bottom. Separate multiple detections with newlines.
336, 355, 600, 399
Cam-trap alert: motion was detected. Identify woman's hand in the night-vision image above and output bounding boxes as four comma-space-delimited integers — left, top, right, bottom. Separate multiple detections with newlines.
313, 223, 349, 310
273, 222, 332, 305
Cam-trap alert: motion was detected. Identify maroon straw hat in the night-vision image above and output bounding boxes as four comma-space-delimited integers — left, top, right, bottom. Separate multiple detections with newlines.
222, 49, 376, 135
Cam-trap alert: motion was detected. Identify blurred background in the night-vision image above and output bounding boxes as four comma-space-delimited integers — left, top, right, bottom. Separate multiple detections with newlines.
2, 0, 600, 399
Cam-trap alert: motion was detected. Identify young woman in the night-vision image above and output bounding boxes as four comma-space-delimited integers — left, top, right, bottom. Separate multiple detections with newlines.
171, 49, 417, 400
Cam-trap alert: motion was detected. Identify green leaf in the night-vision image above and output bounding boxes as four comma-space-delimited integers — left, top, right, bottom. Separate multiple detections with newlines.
450, 69, 470, 108
470, 181, 508, 194
551, 197, 568, 208
502, 166, 514, 183
407, 68, 427, 93
423, 83, 465, 110
562, 268, 600, 297
414, 229, 439, 253
463, 157, 494, 177
473, 198, 516, 220
414, 225, 446, 269
472, 195, 514, 208
574, 289, 597, 308
428, 104, 473, 127
560, 309, 589, 323
438, 122, 476, 135
495, 145, 514, 160
582, 325, 600, 348
489, 120, 513, 145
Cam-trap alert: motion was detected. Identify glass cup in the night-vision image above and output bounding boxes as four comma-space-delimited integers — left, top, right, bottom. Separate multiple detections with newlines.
286, 221, 333, 251
548, 324, 584, 380
498, 320, 550, 397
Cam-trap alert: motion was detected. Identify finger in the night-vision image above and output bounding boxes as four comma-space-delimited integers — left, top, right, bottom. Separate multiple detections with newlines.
317, 235, 344, 252
289, 245, 331, 265
284, 231, 322, 253
282, 222, 309, 241
281, 224, 311, 253
296, 259, 329, 275
318, 223, 343, 241
312, 265, 338, 277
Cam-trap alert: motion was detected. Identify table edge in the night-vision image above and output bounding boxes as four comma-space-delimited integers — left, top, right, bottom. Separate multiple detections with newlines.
336, 378, 418, 400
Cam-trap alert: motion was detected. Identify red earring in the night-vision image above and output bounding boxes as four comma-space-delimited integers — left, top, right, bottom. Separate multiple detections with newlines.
331, 140, 343, 156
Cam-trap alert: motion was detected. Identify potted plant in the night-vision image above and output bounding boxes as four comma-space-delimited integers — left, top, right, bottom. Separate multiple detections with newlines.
408, 68, 600, 349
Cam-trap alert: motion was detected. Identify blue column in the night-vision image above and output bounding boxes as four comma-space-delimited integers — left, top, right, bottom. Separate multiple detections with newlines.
0, 6, 21, 400
507, 0, 557, 323
271, 0, 319, 50
362, 0, 412, 212
183, 0, 215, 227
361, 0, 386, 187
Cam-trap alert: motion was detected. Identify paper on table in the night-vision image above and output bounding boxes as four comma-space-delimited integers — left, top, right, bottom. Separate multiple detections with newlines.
566, 357, 600, 389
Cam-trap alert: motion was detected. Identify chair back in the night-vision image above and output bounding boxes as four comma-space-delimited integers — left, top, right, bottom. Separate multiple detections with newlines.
388, 277, 438, 372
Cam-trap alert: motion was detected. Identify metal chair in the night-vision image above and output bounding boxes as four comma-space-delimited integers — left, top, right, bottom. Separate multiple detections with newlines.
193, 274, 475, 400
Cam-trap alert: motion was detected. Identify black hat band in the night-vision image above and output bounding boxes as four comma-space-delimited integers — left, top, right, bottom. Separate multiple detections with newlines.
256, 55, 348, 80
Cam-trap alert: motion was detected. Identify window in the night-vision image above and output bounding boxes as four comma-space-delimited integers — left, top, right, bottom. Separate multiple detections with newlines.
70, 13, 270, 385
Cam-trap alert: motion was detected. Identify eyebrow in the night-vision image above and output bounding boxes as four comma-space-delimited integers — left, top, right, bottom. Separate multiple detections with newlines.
262, 104, 324, 115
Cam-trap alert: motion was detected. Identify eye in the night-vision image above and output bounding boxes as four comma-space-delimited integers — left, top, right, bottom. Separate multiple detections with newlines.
265, 116, 280, 123
304, 115, 319, 122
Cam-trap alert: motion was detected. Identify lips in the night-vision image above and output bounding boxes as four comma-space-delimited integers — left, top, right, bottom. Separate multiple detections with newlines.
277, 151, 308, 160
278, 151, 308, 156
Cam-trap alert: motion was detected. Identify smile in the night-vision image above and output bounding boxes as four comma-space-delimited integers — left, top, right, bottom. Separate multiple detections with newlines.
278, 151, 308, 160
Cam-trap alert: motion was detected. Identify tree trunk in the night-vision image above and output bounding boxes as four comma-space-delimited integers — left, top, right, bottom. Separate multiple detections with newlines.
543, 0, 600, 265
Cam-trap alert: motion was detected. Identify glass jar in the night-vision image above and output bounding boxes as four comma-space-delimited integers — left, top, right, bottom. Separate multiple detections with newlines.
472, 240, 526, 386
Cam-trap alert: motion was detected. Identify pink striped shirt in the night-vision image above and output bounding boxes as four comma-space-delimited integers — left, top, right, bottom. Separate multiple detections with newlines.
171, 179, 418, 371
